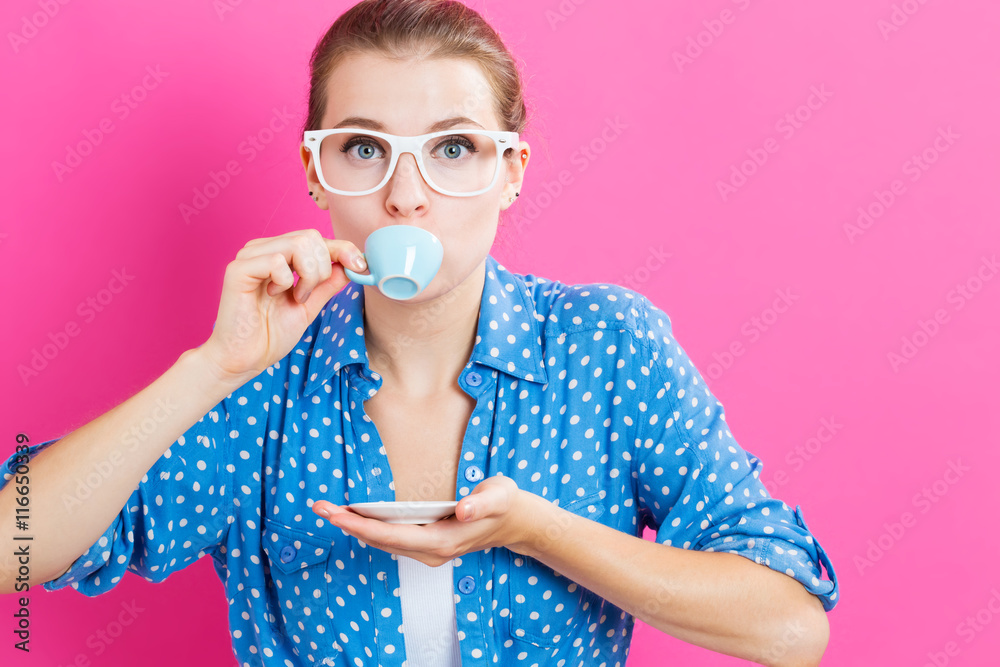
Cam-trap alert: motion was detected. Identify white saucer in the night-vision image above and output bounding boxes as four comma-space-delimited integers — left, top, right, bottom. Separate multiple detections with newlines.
346, 500, 459, 524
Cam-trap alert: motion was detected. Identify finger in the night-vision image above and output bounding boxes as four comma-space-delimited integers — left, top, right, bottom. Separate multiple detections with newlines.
318, 509, 443, 552
457, 486, 494, 522
458, 477, 518, 521
324, 512, 397, 545
229, 252, 296, 297
240, 234, 362, 270
312, 500, 350, 517
240, 234, 365, 302
287, 231, 331, 303
301, 272, 345, 317
236, 236, 307, 300
458, 498, 477, 521
297, 239, 367, 315
323, 237, 367, 274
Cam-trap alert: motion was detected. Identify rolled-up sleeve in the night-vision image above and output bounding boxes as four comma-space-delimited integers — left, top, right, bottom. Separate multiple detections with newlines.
631, 295, 839, 612
0, 397, 237, 597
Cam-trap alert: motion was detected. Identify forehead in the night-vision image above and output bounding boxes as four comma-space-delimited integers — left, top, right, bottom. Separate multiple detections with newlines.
321, 52, 498, 133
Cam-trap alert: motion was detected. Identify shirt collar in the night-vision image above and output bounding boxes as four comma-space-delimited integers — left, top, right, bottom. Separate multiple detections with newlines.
300, 253, 547, 399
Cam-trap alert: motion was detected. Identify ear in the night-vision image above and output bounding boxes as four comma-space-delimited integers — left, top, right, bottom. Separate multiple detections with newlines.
300, 142, 328, 210
501, 142, 530, 211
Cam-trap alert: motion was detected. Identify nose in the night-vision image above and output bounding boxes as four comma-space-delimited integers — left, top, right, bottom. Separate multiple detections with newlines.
384, 151, 430, 213
390, 151, 424, 186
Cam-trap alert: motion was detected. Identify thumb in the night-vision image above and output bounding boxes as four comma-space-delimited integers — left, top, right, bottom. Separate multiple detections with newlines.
458, 486, 494, 521
457, 482, 499, 522
459, 476, 519, 521
458, 497, 478, 522
303, 265, 351, 318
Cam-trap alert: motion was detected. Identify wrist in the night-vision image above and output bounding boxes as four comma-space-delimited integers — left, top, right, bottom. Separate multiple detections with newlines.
507, 490, 556, 559
183, 346, 257, 394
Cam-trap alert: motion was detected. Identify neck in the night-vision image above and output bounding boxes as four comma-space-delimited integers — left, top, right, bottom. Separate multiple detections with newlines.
362, 258, 486, 399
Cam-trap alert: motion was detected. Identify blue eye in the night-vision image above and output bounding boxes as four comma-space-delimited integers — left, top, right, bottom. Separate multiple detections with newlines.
340, 136, 385, 160
433, 135, 477, 159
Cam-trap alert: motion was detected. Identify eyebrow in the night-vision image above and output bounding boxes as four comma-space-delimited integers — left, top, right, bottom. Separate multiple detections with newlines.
331, 116, 486, 133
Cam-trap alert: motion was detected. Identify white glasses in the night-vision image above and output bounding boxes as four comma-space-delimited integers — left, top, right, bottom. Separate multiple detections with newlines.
302, 128, 519, 197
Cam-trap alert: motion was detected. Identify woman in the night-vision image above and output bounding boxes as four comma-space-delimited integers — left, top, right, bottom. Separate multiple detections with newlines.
0, 1, 838, 665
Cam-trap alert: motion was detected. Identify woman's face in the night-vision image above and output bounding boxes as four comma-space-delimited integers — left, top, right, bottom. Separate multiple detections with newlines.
300, 52, 528, 302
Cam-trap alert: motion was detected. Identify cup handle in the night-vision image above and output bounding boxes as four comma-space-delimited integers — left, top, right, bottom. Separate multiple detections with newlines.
344, 266, 377, 285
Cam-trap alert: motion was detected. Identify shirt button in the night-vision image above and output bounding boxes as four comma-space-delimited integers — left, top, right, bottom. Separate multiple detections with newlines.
279, 545, 297, 563
465, 466, 484, 483
466, 371, 482, 386
458, 576, 476, 594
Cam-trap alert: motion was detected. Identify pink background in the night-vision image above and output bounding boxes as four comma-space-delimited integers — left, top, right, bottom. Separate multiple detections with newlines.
3, 0, 999, 665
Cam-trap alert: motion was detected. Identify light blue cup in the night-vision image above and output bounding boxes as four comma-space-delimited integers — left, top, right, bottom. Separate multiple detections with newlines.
343, 225, 444, 300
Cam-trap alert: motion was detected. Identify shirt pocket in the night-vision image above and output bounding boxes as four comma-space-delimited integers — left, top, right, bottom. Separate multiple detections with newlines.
261, 517, 335, 643
506, 487, 606, 649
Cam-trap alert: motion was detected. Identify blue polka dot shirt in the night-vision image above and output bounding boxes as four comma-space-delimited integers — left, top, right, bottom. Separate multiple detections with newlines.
3, 253, 839, 666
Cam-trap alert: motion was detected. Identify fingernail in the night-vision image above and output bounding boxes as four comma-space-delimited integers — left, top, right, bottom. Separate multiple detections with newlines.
464, 503, 475, 521
354, 255, 367, 269
302, 290, 312, 302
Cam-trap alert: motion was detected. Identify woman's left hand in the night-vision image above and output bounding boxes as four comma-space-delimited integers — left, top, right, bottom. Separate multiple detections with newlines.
311, 476, 536, 566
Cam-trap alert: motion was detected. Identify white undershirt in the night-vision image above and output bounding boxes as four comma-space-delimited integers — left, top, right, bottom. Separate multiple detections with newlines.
397, 555, 463, 667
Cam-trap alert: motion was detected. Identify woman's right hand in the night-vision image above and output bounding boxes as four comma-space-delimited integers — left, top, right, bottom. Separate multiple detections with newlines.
197, 229, 367, 385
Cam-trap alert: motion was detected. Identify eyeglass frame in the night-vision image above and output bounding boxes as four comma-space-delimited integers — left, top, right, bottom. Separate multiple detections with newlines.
302, 127, 520, 197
